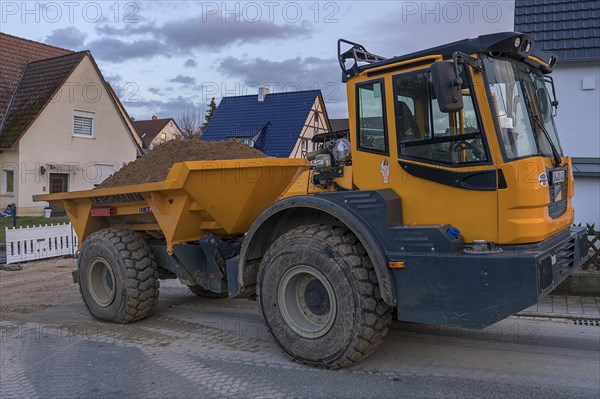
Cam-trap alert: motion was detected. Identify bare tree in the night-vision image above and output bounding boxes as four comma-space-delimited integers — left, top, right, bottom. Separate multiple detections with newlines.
178, 106, 202, 138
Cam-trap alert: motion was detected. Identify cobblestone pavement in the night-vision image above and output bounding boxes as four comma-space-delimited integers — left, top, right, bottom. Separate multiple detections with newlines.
1, 280, 599, 399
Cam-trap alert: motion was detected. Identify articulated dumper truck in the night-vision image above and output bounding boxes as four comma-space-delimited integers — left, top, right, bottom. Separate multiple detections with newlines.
35, 32, 589, 368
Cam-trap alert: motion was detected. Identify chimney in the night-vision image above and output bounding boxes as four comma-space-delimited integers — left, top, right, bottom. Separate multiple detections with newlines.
258, 87, 269, 102
152, 115, 158, 120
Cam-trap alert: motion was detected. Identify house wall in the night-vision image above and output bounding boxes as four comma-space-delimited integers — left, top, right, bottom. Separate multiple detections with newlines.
8, 56, 139, 216
148, 121, 182, 150
552, 61, 600, 226
289, 98, 330, 158
572, 177, 600, 227
552, 62, 600, 156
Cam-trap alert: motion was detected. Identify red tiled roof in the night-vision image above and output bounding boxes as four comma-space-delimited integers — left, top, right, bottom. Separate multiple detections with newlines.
133, 118, 175, 148
0, 52, 87, 148
0, 33, 142, 153
0, 33, 72, 122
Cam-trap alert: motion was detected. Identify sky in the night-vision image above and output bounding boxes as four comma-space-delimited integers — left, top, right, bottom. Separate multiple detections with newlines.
1, 1, 515, 120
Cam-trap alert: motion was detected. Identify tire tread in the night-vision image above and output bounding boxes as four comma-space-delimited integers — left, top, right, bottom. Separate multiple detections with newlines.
80, 228, 159, 323
259, 224, 392, 369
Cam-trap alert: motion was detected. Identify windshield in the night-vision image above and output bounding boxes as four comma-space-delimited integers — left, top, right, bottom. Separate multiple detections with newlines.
483, 56, 563, 161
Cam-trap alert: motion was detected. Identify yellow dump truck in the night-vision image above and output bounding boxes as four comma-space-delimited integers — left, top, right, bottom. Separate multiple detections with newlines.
35, 32, 589, 369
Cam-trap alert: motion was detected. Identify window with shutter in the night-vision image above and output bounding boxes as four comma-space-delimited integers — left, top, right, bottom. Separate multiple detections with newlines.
73, 110, 95, 137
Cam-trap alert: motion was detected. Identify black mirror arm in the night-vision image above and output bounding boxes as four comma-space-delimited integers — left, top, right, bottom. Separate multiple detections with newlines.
452, 51, 483, 76
544, 76, 559, 115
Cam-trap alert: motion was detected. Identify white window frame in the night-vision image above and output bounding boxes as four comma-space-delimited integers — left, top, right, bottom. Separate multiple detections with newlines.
238, 138, 255, 147
73, 110, 96, 138
301, 139, 308, 152
2, 169, 15, 196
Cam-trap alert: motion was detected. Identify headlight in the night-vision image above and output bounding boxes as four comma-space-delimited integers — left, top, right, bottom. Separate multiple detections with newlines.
514, 37, 521, 48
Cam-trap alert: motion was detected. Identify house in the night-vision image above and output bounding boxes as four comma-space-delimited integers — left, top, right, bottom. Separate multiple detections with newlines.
329, 118, 350, 135
202, 88, 331, 157
134, 115, 183, 151
515, 0, 600, 227
0, 33, 142, 216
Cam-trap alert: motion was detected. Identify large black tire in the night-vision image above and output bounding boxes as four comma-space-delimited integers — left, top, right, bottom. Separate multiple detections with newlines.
188, 285, 227, 298
258, 224, 392, 369
78, 228, 159, 323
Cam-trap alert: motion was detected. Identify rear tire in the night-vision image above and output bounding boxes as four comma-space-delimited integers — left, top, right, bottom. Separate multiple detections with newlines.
188, 285, 227, 298
258, 224, 392, 369
78, 228, 159, 323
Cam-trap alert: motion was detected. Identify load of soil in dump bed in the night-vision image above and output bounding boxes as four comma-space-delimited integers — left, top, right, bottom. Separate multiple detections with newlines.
98, 139, 266, 188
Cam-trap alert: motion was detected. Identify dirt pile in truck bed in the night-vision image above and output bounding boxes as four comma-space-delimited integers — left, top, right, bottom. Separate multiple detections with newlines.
98, 139, 266, 188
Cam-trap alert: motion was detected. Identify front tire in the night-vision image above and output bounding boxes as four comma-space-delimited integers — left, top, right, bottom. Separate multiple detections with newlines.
78, 228, 159, 323
258, 224, 392, 369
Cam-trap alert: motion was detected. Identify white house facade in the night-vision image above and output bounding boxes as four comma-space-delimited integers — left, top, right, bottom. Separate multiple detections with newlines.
0, 34, 142, 216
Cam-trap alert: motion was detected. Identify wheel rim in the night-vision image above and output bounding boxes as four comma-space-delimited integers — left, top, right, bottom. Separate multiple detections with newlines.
277, 265, 337, 339
87, 256, 116, 307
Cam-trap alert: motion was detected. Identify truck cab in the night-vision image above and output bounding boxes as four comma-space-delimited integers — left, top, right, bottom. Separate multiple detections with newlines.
274, 32, 588, 327
308, 32, 573, 245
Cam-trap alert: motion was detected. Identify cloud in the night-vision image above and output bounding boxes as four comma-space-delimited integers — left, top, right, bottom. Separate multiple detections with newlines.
218, 56, 337, 88
88, 11, 312, 62
218, 55, 348, 117
86, 37, 167, 62
148, 87, 162, 95
45, 26, 87, 49
124, 95, 204, 120
184, 58, 198, 67
95, 24, 155, 36
169, 75, 196, 84
87, 12, 312, 63
158, 14, 311, 51
104, 74, 122, 82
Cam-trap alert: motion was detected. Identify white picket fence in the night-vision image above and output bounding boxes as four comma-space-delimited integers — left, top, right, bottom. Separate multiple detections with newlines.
4, 223, 78, 264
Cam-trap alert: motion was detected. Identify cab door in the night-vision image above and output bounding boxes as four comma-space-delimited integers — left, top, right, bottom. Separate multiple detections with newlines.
351, 66, 499, 243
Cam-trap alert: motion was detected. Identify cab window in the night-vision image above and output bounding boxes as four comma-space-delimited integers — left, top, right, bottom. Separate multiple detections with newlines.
356, 80, 388, 154
393, 69, 488, 165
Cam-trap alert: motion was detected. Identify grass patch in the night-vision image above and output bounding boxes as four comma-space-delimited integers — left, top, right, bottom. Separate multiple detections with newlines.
0, 216, 70, 242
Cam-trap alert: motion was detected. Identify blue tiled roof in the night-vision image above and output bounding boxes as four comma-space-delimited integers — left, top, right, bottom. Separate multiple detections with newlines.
202, 90, 320, 158
514, 0, 600, 61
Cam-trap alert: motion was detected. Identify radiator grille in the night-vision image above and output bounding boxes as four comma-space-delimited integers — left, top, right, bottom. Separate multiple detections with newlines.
548, 168, 568, 219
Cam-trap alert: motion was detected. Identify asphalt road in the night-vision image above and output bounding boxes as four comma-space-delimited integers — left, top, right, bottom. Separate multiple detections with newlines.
1, 280, 599, 399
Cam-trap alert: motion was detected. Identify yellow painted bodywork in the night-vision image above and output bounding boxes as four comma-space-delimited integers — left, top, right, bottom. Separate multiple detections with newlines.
35, 159, 308, 252
340, 56, 573, 244
35, 55, 574, 249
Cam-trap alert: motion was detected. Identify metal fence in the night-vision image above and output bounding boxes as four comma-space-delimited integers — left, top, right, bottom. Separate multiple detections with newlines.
583, 223, 599, 272
4, 223, 78, 264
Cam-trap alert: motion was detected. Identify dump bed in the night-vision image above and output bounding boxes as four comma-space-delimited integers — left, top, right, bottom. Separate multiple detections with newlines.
34, 158, 308, 252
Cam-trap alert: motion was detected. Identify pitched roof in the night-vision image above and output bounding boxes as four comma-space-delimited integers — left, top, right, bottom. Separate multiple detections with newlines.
514, 0, 600, 61
0, 33, 72, 122
133, 118, 176, 148
0, 52, 87, 148
202, 90, 321, 157
0, 33, 142, 153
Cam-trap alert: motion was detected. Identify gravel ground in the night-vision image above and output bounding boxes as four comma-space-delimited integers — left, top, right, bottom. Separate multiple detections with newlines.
0, 258, 79, 317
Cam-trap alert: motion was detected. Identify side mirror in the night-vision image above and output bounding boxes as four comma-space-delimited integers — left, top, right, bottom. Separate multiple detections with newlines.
536, 87, 551, 123
430, 61, 464, 113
